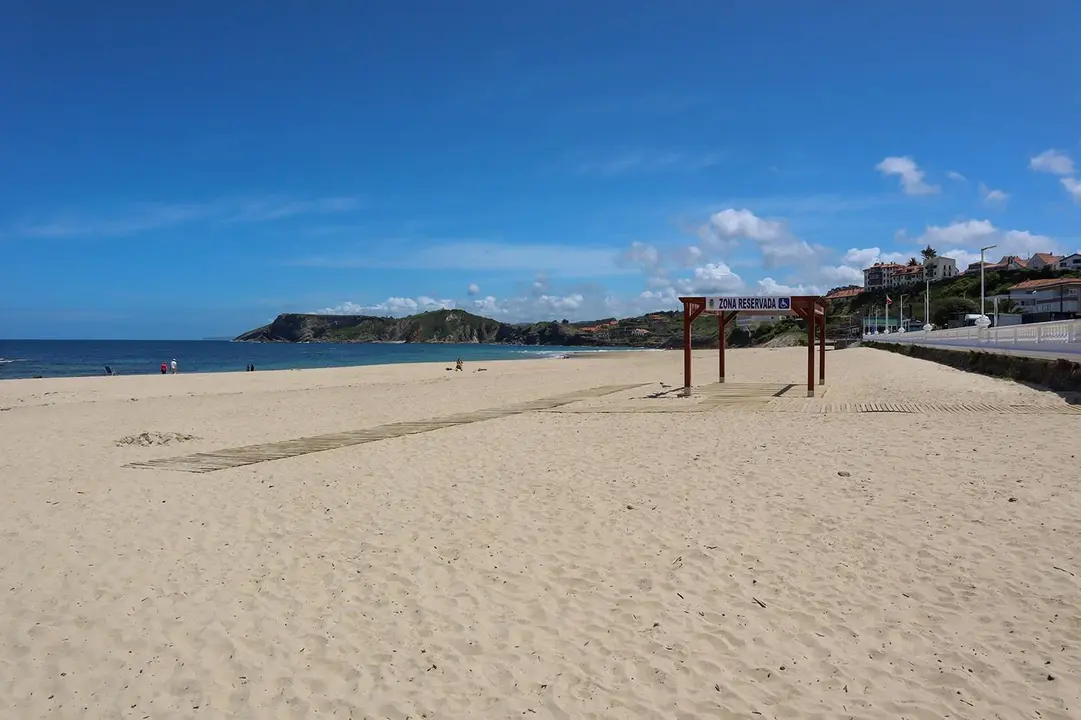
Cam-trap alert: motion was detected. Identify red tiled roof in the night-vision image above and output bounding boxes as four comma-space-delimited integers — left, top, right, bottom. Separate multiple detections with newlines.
1009, 278, 1081, 291
1032, 253, 1062, 263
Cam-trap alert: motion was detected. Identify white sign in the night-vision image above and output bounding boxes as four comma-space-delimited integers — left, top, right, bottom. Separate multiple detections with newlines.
705, 296, 793, 312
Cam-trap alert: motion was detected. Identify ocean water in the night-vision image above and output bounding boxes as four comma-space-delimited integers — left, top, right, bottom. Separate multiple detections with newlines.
0, 340, 629, 380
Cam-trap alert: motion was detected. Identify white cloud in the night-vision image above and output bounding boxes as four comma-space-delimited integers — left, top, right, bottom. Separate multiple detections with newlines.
292, 241, 632, 278
577, 152, 720, 176
619, 241, 662, 271
875, 156, 940, 196
704, 208, 786, 243
467, 283, 481, 296
537, 293, 585, 312
756, 278, 818, 295
1062, 177, 1081, 203
915, 220, 1059, 270
315, 296, 456, 316
947, 171, 967, 182
761, 238, 817, 269
816, 265, 865, 285
1029, 149, 1075, 176
687, 262, 744, 293
919, 219, 997, 247
979, 183, 1009, 206
227, 196, 359, 223
841, 247, 906, 266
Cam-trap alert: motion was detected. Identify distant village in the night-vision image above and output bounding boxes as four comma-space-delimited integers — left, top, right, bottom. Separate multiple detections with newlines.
825, 251, 1081, 324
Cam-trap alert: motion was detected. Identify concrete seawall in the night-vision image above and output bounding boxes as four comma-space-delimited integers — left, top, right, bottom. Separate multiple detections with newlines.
865, 341, 1081, 393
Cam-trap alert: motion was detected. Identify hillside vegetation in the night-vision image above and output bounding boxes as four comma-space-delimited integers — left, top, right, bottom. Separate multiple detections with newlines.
233, 309, 807, 348
826, 266, 1081, 332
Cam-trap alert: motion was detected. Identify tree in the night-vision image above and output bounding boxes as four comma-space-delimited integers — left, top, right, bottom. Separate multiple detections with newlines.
932, 296, 978, 327
921, 245, 938, 261
908, 257, 919, 266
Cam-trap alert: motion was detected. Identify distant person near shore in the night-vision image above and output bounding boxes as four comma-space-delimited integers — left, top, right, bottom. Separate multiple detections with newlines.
455, 357, 463, 371
160, 362, 167, 375
170, 359, 178, 374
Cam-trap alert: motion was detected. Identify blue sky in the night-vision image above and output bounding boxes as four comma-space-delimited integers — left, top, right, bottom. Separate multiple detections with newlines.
2, 0, 1079, 339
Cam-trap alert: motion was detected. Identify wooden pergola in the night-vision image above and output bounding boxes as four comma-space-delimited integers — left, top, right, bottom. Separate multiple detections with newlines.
678, 295, 827, 397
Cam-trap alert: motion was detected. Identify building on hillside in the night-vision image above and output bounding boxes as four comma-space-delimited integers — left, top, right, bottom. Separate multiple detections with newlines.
1007, 278, 1081, 315
922, 255, 958, 281
1028, 253, 1062, 270
863, 262, 902, 290
965, 255, 1024, 274
1056, 253, 1081, 271
888, 264, 924, 287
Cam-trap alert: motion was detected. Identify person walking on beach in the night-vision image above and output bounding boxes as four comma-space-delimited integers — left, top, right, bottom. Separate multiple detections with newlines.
170, 359, 178, 374
160, 362, 168, 375
455, 357, 464, 371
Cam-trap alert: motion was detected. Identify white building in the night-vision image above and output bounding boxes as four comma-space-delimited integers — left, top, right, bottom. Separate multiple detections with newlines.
1055, 253, 1081, 271
1007, 278, 1081, 314
921, 256, 958, 281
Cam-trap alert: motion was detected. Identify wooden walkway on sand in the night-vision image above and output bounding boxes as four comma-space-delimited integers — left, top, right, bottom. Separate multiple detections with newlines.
125, 383, 647, 474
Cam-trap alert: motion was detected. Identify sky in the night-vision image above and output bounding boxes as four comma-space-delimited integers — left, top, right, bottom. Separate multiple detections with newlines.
2, 0, 1080, 339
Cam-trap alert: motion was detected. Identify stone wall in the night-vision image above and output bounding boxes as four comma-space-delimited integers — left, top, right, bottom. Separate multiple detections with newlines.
865, 342, 1081, 393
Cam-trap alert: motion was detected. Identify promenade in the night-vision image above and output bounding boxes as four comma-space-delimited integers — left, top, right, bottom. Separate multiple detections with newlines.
866, 317, 1081, 362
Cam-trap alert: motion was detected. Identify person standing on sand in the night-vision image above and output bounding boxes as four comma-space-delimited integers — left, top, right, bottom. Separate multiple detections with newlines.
170, 359, 178, 374
160, 362, 167, 375
455, 357, 463, 371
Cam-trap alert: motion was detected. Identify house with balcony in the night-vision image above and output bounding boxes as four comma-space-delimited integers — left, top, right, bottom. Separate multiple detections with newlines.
888, 264, 924, 287
1007, 278, 1081, 315
922, 255, 957, 281
862, 262, 902, 290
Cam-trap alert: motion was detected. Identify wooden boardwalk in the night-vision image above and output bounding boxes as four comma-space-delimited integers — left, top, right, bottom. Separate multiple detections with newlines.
126, 383, 646, 474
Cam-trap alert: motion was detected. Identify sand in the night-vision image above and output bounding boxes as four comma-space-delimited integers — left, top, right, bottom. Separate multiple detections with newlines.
1, 347, 1079, 719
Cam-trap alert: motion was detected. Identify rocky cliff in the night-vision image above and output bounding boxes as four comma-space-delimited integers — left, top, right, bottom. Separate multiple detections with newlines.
233, 308, 793, 348
233, 310, 602, 346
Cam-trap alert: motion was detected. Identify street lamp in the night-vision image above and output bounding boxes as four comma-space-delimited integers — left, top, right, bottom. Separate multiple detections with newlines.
898, 294, 907, 332
978, 244, 997, 329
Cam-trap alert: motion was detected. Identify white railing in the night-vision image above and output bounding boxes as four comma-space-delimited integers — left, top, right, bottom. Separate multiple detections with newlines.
864, 318, 1081, 346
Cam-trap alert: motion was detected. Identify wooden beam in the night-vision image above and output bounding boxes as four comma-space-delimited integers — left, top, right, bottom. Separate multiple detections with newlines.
683, 301, 693, 389
718, 312, 726, 383
818, 312, 826, 385
806, 306, 815, 397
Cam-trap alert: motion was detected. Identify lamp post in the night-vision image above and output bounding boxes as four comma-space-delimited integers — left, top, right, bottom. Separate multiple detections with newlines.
978, 244, 997, 329
899, 294, 908, 332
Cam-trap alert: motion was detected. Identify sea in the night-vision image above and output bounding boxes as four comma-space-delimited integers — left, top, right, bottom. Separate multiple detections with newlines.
0, 340, 637, 380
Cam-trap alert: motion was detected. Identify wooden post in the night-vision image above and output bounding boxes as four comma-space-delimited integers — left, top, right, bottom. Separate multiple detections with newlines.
806, 307, 815, 397
818, 310, 826, 385
683, 301, 692, 390
718, 312, 726, 383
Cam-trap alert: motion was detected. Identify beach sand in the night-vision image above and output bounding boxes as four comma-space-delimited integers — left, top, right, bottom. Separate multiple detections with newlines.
1, 347, 1079, 719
